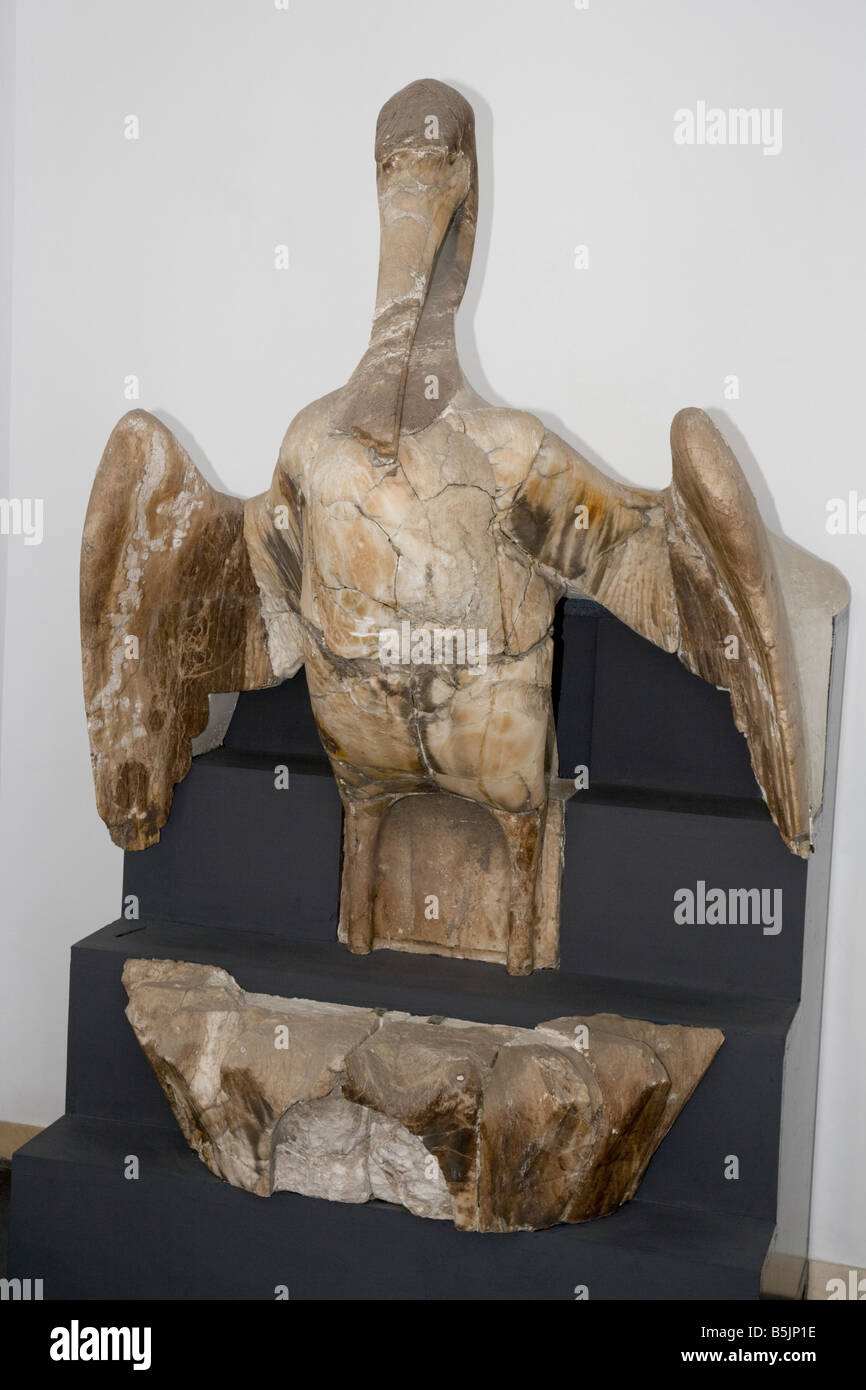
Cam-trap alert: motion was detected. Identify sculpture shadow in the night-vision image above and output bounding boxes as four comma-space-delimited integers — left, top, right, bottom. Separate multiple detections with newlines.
707, 408, 785, 536
450, 82, 800, 525
449, 80, 650, 493
154, 409, 237, 499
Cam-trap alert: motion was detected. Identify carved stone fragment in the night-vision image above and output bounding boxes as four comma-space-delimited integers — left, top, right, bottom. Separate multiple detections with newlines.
124, 959, 723, 1231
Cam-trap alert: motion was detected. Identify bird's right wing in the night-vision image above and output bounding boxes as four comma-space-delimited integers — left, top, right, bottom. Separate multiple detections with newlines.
81, 410, 279, 850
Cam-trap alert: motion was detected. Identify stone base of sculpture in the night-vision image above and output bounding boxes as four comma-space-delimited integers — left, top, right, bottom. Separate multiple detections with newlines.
123, 957, 722, 1233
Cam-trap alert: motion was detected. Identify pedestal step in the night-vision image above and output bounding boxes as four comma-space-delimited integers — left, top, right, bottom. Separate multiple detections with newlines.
64, 917, 794, 1224
122, 754, 806, 1001
8, 1115, 775, 1300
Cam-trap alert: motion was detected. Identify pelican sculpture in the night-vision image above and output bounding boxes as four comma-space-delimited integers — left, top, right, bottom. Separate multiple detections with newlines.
81, 79, 847, 974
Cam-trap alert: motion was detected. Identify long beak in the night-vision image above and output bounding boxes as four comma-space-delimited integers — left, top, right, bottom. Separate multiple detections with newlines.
337, 153, 471, 459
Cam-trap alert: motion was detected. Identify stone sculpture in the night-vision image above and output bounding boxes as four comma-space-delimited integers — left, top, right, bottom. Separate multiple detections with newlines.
123, 958, 723, 1232
81, 79, 848, 975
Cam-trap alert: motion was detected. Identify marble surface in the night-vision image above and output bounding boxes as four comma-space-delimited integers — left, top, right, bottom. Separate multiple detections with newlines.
124, 957, 724, 1232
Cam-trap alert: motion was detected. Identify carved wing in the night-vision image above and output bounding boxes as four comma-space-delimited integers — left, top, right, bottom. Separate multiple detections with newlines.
81, 410, 278, 850
500, 408, 820, 857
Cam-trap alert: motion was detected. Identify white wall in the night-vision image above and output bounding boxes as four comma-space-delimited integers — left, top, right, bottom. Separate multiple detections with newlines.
1, 0, 863, 1267
0, 0, 13, 743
